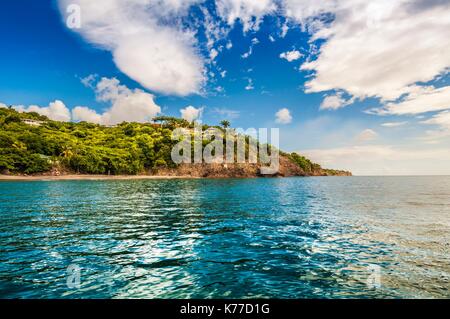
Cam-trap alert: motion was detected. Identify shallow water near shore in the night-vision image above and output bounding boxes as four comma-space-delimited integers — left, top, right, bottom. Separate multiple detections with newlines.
0, 177, 449, 299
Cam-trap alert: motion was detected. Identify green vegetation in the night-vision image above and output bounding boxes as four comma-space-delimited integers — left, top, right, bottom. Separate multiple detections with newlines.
0, 108, 179, 175
287, 152, 322, 175
285, 152, 350, 176
153, 116, 191, 128
220, 120, 231, 129
0, 108, 349, 176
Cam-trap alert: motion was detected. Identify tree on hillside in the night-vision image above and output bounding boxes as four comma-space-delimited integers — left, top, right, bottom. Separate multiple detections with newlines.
220, 120, 231, 129
153, 116, 190, 128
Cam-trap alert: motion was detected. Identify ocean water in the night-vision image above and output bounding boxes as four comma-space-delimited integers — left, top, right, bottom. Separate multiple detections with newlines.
0, 177, 448, 299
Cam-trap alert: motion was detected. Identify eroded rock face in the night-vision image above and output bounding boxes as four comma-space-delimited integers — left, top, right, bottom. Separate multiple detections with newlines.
153, 155, 351, 178
154, 163, 260, 178
276, 155, 305, 177
155, 156, 307, 178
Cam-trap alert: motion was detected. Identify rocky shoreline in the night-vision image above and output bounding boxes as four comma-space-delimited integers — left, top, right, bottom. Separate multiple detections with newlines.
0, 155, 351, 180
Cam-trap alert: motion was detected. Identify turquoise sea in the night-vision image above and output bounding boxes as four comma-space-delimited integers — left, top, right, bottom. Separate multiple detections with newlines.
0, 177, 448, 299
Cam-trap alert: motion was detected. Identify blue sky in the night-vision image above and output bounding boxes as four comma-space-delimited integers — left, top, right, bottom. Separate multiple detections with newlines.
1, 0, 450, 175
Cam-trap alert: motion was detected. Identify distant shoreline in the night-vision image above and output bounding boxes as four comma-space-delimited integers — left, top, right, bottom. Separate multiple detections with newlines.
0, 174, 357, 181
0, 174, 202, 181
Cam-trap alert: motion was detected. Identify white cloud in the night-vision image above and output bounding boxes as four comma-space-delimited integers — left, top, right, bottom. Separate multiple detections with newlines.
216, 0, 277, 32
356, 129, 378, 142
288, 0, 450, 102
275, 108, 293, 124
420, 111, 450, 141
14, 100, 72, 122
370, 86, 450, 115
80, 74, 97, 88
57, 0, 450, 104
241, 47, 253, 59
279, 50, 302, 62
72, 77, 161, 125
303, 145, 450, 176
215, 86, 225, 93
423, 111, 450, 130
0, 103, 7, 109
283, 0, 337, 28
71, 106, 103, 124
320, 93, 352, 110
4, 78, 161, 126
213, 107, 240, 119
210, 48, 219, 61
245, 78, 254, 90
58, 0, 205, 96
381, 122, 408, 128
226, 41, 233, 49
201, 5, 231, 51
180, 105, 203, 122
241, 37, 260, 59
280, 22, 289, 38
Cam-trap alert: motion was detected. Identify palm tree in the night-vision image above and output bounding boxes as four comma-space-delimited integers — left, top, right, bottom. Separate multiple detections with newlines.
61, 146, 74, 160
220, 120, 231, 129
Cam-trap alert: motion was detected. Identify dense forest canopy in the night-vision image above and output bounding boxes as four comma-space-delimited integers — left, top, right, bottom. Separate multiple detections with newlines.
0, 108, 347, 176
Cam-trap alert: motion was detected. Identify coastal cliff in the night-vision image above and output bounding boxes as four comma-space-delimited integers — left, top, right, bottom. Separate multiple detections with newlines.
154, 156, 351, 178
0, 108, 351, 178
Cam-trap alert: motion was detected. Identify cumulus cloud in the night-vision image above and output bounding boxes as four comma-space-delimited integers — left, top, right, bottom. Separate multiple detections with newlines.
283, 0, 337, 27
72, 77, 161, 125
369, 86, 450, 115
57, 0, 450, 107
279, 50, 302, 62
180, 105, 203, 122
289, 0, 450, 103
320, 93, 352, 110
216, 0, 276, 32
275, 108, 292, 124
355, 129, 378, 142
58, 0, 205, 96
14, 100, 72, 122
3, 78, 161, 126
71, 106, 103, 124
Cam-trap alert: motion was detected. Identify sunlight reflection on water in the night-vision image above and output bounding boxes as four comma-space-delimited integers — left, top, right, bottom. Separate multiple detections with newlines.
0, 177, 449, 298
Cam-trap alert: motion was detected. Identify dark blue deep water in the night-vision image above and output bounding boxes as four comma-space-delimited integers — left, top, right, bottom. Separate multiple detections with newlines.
0, 177, 449, 299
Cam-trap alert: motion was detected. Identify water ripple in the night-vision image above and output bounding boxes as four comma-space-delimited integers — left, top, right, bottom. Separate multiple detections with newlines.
0, 177, 449, 299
